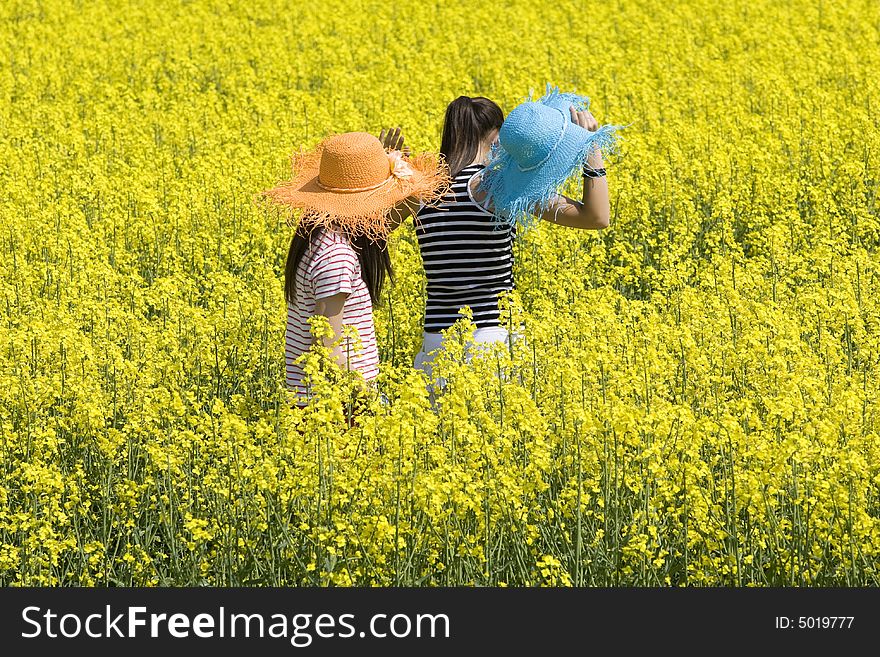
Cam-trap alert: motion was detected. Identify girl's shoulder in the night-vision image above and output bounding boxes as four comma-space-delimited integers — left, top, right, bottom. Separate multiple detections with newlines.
304, 228, 357, 266
455, 163, 485, 182
311, 227, 353, 251
461, 165, 494, 215
439, 164, 487, 202
415, 164, 494, 220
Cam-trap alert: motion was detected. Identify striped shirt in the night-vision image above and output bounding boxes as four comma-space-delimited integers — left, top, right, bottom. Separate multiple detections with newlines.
285, 228, 379, 398
415, 164, 514, 332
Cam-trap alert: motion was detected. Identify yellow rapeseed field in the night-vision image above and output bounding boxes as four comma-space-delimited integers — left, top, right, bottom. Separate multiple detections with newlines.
1, 0, 879, 586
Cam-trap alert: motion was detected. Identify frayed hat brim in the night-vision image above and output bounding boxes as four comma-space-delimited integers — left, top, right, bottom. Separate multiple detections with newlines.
261, 139, 450, 241
477, 85, 625, 231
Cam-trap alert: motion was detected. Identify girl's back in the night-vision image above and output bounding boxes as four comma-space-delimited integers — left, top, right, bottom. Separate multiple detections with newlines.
285, 228, 379, 395
415, 164, 514, 333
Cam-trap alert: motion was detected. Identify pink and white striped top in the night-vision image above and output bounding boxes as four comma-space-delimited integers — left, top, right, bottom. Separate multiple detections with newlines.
285, 228, 379, 399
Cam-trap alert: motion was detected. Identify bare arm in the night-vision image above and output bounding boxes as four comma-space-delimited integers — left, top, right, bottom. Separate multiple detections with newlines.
378, 126, 421, 230
539, 106, 610, 229
314, 292, 353, 370
469, 105, 611, 229
386, 196, 421, 229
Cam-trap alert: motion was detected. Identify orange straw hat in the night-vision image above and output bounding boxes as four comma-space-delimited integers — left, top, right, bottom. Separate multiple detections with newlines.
262, 132, 449, 240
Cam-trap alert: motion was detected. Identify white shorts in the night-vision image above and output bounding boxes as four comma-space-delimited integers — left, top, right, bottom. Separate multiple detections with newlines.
413, 326, 516, 392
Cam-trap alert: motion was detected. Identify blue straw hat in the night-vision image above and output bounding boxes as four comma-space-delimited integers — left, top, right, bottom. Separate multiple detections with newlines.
477, 84, 623, 229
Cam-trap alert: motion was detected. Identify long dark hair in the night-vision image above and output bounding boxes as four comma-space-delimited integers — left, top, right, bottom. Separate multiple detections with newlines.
284, 223, 392, 306
440, 96, 504, 177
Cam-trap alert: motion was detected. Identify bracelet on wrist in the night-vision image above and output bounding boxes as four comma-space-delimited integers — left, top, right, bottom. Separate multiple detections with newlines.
582, 165, 607, 179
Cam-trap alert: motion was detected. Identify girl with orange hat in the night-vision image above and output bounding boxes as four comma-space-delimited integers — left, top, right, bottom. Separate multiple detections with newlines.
263, 129, 448, 404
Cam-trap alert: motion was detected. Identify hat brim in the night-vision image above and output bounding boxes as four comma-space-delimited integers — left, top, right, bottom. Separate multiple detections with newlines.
262, 139, 449, 240
478, 85, 623, 230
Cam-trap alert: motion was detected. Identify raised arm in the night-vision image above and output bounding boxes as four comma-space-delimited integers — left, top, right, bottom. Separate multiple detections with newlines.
539, 106, 610, 230
378, 126, 421, 228
468, 105, 611, 229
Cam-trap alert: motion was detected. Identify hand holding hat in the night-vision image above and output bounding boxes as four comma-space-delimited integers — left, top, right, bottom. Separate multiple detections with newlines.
378, 126, 411, 156
569, 106, 599, 132
477, 84, 624, 229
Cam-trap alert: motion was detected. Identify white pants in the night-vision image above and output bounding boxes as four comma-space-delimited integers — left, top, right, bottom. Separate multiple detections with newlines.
413, 326, 513, 394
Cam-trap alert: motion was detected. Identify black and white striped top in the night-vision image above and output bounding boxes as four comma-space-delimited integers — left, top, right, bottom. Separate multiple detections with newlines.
415, 164, 514, 332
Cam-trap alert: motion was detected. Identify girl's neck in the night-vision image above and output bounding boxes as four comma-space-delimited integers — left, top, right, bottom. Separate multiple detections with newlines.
468, 141, 493, 168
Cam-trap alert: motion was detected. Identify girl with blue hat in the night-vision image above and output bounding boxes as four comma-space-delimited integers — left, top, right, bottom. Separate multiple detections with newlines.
412, 85, 622, 388
477, 84, 622, 228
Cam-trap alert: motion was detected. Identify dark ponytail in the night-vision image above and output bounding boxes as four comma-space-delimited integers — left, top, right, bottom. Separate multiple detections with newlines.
440, 96, 504, 177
